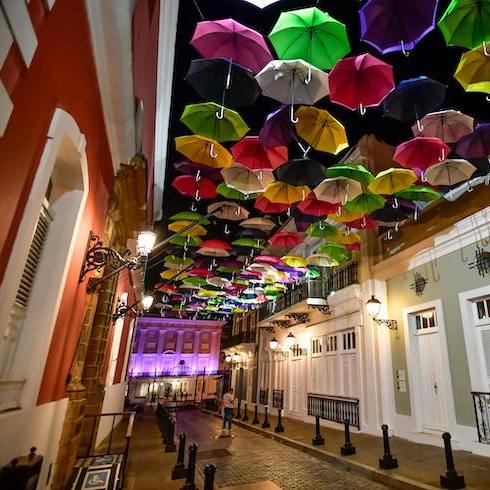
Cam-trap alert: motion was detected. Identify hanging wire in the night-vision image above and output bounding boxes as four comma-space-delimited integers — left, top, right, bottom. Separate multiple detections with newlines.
191, 0, 205, 20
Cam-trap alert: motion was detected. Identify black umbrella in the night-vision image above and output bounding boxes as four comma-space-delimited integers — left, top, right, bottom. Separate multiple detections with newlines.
371, 203, 411, 223
185, 58, 261, 108
274, 158, 326, 188
237, 228, 269, 239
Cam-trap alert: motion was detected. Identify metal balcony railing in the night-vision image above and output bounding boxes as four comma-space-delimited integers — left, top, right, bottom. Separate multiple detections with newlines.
222, 330, 256, 349
307, 393, 360, 430
0, 379, 25, 412
472, 391, 490, 444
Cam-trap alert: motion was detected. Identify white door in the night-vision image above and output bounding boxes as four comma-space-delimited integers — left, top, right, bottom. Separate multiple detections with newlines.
290, 359, 305, 414
413, 310, 450, 432
472, 297, 490, 391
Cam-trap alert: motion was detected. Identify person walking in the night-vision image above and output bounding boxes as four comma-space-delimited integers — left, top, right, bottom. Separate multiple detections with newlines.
221, 388, 235, 433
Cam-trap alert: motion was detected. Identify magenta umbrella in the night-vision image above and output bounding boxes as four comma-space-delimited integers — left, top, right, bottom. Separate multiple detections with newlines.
394, 136, 451, 171
173, 160, 223, 181
259, 105, 295, 149
456, 123, 490, 159
190, 19, 273, 74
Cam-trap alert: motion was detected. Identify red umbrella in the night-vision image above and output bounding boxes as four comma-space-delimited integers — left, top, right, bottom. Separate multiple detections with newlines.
329, 53, 395, 113
344, 242, 361, 251
232, 136, 288, 171
187, 268, 213, 278
200, 239, 232, 251
394, 137, 451, 171
268, 231, 304, 248
297, 193, 340, 217
171, 175, 217, 199
344, 215, 379, 230
254, 196, 290, 214
254, 255, 284, 266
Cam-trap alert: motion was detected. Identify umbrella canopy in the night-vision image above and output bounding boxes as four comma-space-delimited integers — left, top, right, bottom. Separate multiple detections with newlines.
438, 0, 490, 50
259, 105, 295, 149
169, 211, 211, 224
216, 182, 259, 200
232, 136, 288, 170
368, 168, 418, 195
383, 76, 447, 125
307, 253, 340, 267
371, 204, 411, 223
185, 58, 261, 108
281, 255, 308, 267
254, 196, 290, 213
269, 232, 303, 248
164, 255, 194, 269
190, 18, 273, 74
305, 220, 337, 238
326, 162, 374, 186
160, 269, 189, 281
456, 123, 490, 158
241, 0, 282, 8
208, 201, 249, 221
232, 238, 265, 248
240, 217, 277, 232
411, 109, 474, 143
207, 276, 232, 289
455, 42, 490, 96
173, 161, 223, 181
196, 247, 230, 258
199, 239, 232, 250
168, 220, 207, 237
221, 166, 274, 194
329, 53, 395, 112
317, 242, 352, 263
344, 215, 379, 230
263, 181, 310, 204
297, 193, 340, 216
254, 255, 283, 265
175, 135, 232, 168
360, 0, 438, 55
314, 177, 363, 204
330, 231, 361, 245
180, 102, 249, 142
424, 159, 476, 186
169, 235, 203, 248
187, 267, 213, 278
268, 7, 350, 70
274, 158, 326, 188
171, 175, 217, 199
344, 192, 386, 215
295, 106, 348, 154
394, 137, 451, 170
394, 185, 441, 201
182, 276, 208, 287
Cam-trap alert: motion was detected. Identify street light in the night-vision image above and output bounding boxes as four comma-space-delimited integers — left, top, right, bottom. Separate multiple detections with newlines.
141, 295, 155, 310
366, 295, 398, 330
269, 336, 278, 350
113, 293, 155, 322
136, 231, 157, 256
232, 352, 240, 362
225, 354, 232, 363
285, 332, 295, 348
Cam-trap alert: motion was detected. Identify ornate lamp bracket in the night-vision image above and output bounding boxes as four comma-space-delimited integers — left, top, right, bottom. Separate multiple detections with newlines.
270, 319, 291, 329
374, 318, 398, 330
285, 312, 310, 324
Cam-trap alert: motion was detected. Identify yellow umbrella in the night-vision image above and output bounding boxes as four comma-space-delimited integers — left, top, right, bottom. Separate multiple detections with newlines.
295, 106, 349, 154
207, 201, 249, 221
240, 217, 276, 232
330, 231, 361, 245
314, 177, 362, 204
455, 42, 490, 96
160, 269, 189, 281
281, 255, 308, 267
327, 207, 364, 223
263, 181, 310, 204
368, 168, 418, 195
307, 254, 339, 267
175, 135, 232, 168
221, 167, 274, 194
168, 220, 207, 237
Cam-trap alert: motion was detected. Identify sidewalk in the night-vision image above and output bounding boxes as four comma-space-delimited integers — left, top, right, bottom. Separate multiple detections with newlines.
203, 408, 490, 490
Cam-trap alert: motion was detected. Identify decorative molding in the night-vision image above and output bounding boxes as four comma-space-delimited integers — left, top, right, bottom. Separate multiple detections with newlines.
468, 246, 490, 278
285, 312, 309, 324
0, 9, 13, 65
270, 319, 291, 329
0, 81, 13, 137
409, 272, 427, 296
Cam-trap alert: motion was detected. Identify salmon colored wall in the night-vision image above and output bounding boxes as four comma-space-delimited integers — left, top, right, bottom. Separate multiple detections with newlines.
132, 0, 160, 223
0, 0, 114, 404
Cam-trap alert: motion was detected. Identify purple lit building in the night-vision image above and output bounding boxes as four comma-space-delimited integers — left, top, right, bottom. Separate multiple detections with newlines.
127, 317, 224, 403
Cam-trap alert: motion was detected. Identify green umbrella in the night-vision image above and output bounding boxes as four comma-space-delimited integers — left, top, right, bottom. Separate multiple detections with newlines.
325, 163, 374, 186
182, 276, 208, 287
169, 211, 210, 225
306, 220, 337, 238
232, 238, 265, 249
269, 7, 350, 70
180, 102, 250, 142
438, 0, 490, 50
344, 192, 386, 214
306, 266, 320, 279
233, 278, 249, 286
163, 255, 194, 268
317, 241, 352, 263
169, 235, 203, 247
394, 185, 441, 202
217, 182, 259, 201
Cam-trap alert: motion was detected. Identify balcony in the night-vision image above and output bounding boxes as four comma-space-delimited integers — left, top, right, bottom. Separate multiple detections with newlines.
0, 379, 25, 412
222, 330, 257, 349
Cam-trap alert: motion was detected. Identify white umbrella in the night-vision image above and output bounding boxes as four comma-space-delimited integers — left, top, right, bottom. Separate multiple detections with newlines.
425, 159, 476, 186
313, 177, 362, 204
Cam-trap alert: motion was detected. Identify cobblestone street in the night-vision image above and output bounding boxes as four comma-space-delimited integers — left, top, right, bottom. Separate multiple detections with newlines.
175, 409, 389, 490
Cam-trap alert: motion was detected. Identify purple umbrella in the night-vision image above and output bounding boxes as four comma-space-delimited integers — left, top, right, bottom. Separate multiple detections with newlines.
173, 161, 223, 181
259, 105, 295, 149
456, 124, 490, 159
190, 19, 273, 74
360, 0, 439, 55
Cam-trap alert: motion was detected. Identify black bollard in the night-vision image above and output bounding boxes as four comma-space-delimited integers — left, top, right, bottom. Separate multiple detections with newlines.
379, 424, 398, 469
182, 443, 198, 490
262, 406, 270, 428
440, 432, 466, 489
340, 419, 356, 456
172, 433, 187, 480
274, 408, 284, 433
236, 399, 241, 419
252, 404, 260, 425
165, 419, 177, 452
242, 403, 249, 422
204, 463, 217, 490
312, 415, 324, 446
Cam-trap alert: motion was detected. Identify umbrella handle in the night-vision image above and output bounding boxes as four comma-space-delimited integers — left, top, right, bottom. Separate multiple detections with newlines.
486, 95, 490, 103
420, 170, 427, 183
467, 182, 474, 192
191, 201, 198, 212
361, 216, 367, 228
290, 104, 298, 124
484, 41, 490, 57
226, 58, 233, 89
209, 143, 218, 158
287, 207, 291, 217
392, 197, 399, 209
336, 206, 342, 217
319, 221, 325, 231
485, 172, 490, 186
359, 103, 366, 116
345, 227, 350, 236
439, 147, 445, 162
195, 169, 201, 182
416, 119, 424, 132
224, 224, 230, 235
304, 64, 312, 85
215, 105, 225, 120
395, 222, 400, 232
303, 146, 311, 159
387, 229, 395, 240
195, 190, 201, 201
413, 207, 418, 221
400, 40, 410, 57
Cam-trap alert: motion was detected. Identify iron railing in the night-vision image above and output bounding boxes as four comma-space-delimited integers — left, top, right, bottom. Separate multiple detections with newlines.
472, 391, 490, 444
222, 330, 256, 349
307, 393, 360, 430
129, 369, 215, 378
0, 379, 25, 412
259, 388, 269, 405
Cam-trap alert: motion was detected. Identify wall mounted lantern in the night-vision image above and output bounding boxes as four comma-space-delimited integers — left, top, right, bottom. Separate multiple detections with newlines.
112, 294, 155, 323
232, 352, 240, 362
225, 354, 232, 363
284, 332, 296, 348
366, 295, 398, 330
269, 336, 279, 350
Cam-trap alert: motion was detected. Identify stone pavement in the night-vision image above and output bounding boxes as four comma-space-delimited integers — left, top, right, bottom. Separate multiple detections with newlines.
203, 408, 490, 490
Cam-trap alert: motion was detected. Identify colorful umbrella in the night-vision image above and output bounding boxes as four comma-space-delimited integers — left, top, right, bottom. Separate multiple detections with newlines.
368, 168, 418, 195
259, 105, 295, 149
169, 235, 203, 248
240, 217, 277, 232
424, 159, 476, 186
371, 201, 412, 223
254, 196, 290, 214
307, 254, 340, 267
317, 242, 352, 263
281, 255, 308, 267
263, 181, 310, 204
169, 211, 211, 224
173, 161, 223, 181
394, 185, 441, 202
326, 162, 374, 186
455, 42, 490, 96
208, 201, 249, 221
232, 136, 288, 170
329, 53, 394, 113
163, 255, 194, 269
360, 0, 438, 55
232, 238, 265, 249
268, 7, 350, 70
305, 220, 337, 238
344, 215, 379, 230
383, 77, 447, 129
328, 207, 365, 223
171, 175, 217, 199
187, 268, 213, 278
241, 0, 282, 8
190, 19, 273, 74
182, 276, 208, 288
221, 166, 274, 194
269, 232, 303, 248
330, 231, 361, 246
393, 137, 451, 171
160, 269, 189, 281
411, 110, 474, 143
295, 106, 348, 154
297, 193, 340, 217
344, 192, 386, 215
175, 135, 232, 168
207, 276, 232, 289
274, 158, 326, 188
256, 60, 329, 122
168, 220, 207, 237
180, 102, 250, 142
456, 123, 490, 158
438, 0, 490, 50
254, 255, 283, 265
216, 182, 259, 201
185, 58, 261, 108
314, 177, 363, 204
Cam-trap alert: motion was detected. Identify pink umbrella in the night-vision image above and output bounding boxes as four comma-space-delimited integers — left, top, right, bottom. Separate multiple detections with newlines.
411, 110, 474, 143
394, 136, 451, 172
254, 255, 284, 266
190, 19, 273, 74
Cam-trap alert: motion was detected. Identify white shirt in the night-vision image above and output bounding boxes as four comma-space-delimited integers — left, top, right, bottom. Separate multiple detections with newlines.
223, 392, 235, 409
